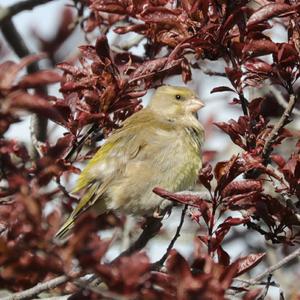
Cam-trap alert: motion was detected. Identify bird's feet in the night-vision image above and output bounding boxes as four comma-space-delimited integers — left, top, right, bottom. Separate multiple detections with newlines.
153, 200, 172, 219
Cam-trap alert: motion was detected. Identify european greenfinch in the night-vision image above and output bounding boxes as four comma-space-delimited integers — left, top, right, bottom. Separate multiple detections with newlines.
56, 85, 205, 238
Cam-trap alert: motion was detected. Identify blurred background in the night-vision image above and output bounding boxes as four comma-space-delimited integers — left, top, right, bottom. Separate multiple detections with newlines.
1, 1, 300, 299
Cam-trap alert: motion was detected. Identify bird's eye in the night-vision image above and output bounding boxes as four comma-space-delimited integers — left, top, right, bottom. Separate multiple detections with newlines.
175, 94, 181, 100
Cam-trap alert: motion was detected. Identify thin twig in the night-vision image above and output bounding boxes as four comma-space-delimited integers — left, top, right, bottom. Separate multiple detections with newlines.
0, 0, 56, 24
29, 116, 46, 157
3, 195, 199, 299
152, 205, 187, 270
1, 275, 70, 300
55, 176, 77, 201
228, 247, 300, 297
73, 279, 130, 300
268, 85, 300, 116
256, 274, 273, 300
262, 93, 297, 160
201, 68, 227, 77
232, 278, 278, 287
248, 247, 300, 285
65, 124, 99, 161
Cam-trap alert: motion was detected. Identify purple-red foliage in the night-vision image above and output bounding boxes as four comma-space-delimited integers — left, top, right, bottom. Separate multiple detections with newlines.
1, 0, 300, 299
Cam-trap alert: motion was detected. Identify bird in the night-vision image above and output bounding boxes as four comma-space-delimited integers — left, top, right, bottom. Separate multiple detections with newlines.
56, 85, 205, 238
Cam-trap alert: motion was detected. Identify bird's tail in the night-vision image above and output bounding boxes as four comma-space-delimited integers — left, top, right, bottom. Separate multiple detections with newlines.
55, 181, 107, 239
55, 216, 75, 239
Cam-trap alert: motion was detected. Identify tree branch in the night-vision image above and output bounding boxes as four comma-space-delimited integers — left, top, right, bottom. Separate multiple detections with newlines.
248, 247, 300, 285
201, 68, 227, 77
268, 85, 300, 116
2, 217, 161, 300
0, 17, 48, 146
117, 216, 163, 258
152, 204, 187, 270
262, 93, 297, 160
116, 191, 209, 259
2, 194, 202, 299
2, 275, 70, 300
228, 247, 300, 297
0, 0, 56, 25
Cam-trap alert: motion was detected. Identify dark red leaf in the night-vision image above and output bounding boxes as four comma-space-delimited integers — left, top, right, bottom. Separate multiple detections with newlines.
243, 289, 263, 300
219, 217, 250, 227
0, 139, 29, 161
97, 252, 150, 291
271, 154, 286, 168
221, 6, 249, 37
214, 217, 249, 247
166, 249, 191, 279
227, 191, 261, 210
91, 1, 126, 14
181, 58, 192, 83
198, 164, 213, 191
247, 3, 294, 28
47, 134, 75, 159
150, 271, 174, 293
17, 70, 62, 88
243, 40, 278, 58
153, 187, 209, 208
0, 53, 47, 90
225, 68, 243, 89
129, 57, 183, 82
244, 59, 273, 74
114, 23, 148, 34
221, 180, 263, 198
153, 187, 211, 224
56, 62, 81, 75
217, 246, 230, 266
95, 35, 111, 60
214, 155, 244, 189
220, 261, 239, 289
9, 91, 66, 125
235, 253, 266, 276
277, 43, 298, 65
141, 7, 181, 25
214, 121, 245, 149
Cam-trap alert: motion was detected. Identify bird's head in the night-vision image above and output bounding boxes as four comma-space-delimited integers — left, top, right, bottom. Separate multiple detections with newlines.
149, 85, 204, 118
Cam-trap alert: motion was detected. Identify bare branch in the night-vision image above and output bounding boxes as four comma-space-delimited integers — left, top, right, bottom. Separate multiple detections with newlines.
117, 216, 163, 258
3, 217, 163, 300
29, 116, 46, 157
2, 275, 70, 300
152, 204, 187, 270
73, 279, 129, 300
249, 247, 300, 285
116, 191, 209, 258
229, 247, 300, 297
0, 0, 57, 25
201, 68, 227, 77
268, 85, 300, 116
262, 93, 297, 160
0, 17, 48, 148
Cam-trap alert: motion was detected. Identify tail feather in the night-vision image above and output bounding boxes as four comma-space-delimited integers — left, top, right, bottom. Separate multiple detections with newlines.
55, 216, 75, 239
55, 180, 109, 239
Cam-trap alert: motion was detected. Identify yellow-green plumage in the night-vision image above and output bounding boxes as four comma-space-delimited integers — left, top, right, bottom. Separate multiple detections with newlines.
56, 85, 205, 238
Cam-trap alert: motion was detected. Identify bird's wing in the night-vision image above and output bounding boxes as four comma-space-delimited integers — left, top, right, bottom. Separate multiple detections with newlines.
55, 122, 146, 239
68, 110, 155, 214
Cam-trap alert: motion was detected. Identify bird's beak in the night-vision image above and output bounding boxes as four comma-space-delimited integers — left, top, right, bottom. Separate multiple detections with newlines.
186, 97, 205, 113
